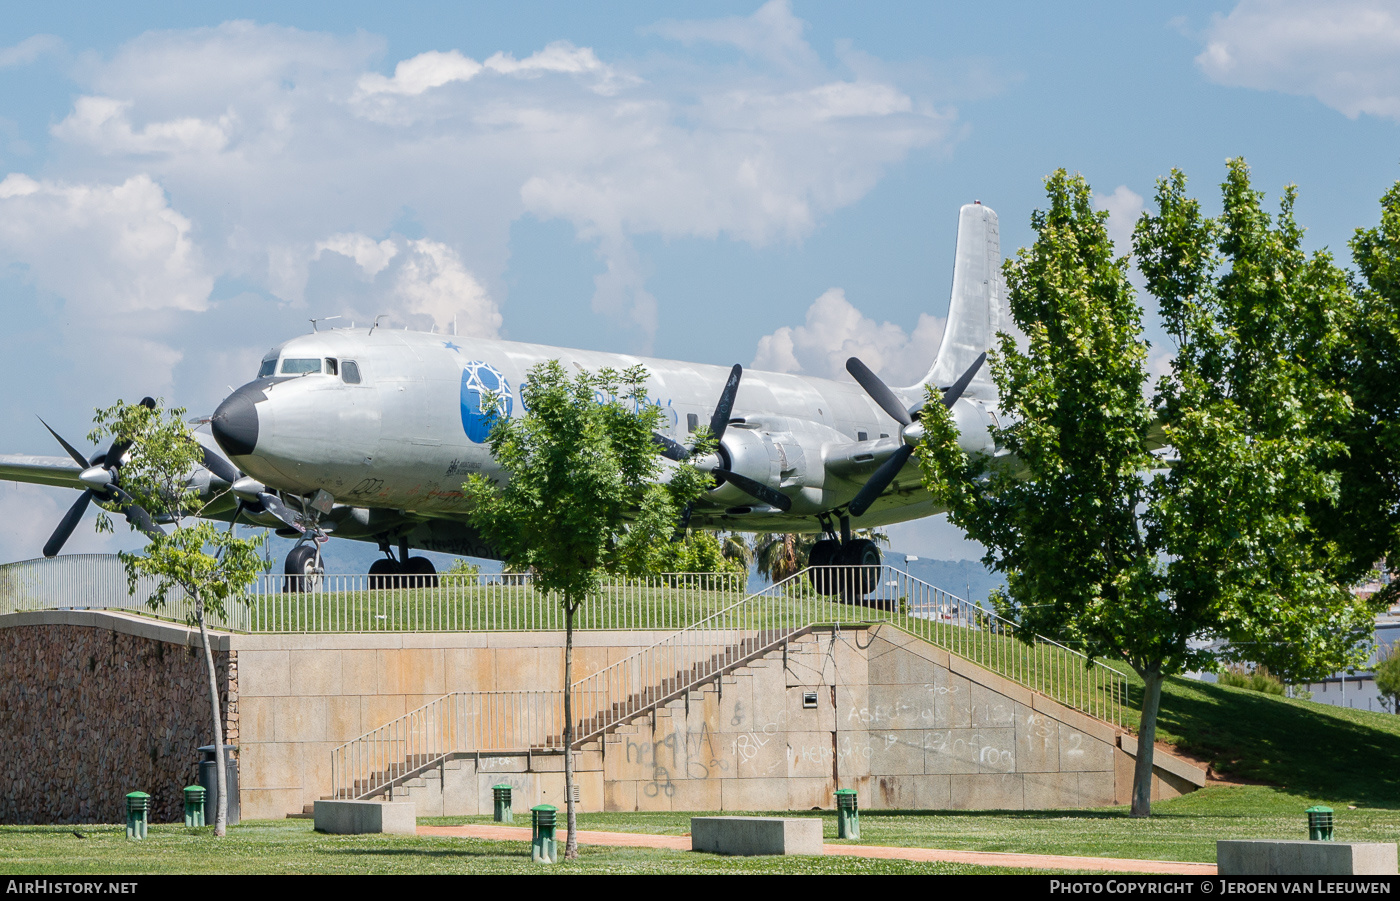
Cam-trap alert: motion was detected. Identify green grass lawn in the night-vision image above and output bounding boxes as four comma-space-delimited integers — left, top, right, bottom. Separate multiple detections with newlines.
7, 784, 1392, 874
1103, 670, 1400, 808
0, 820, 1040, 875
421, 785, 1400, 864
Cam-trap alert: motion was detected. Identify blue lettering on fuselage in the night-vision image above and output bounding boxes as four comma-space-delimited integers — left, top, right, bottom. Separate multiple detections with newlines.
460, 361, 513, 443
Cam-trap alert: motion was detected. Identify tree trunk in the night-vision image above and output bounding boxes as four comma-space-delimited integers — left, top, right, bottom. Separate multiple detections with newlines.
1131, 668, 1164, 818
196, 598, 228, 837
563, 597, 578, 860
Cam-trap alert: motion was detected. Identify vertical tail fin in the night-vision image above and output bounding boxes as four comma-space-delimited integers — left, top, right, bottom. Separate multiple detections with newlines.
920, 202, 1018, 399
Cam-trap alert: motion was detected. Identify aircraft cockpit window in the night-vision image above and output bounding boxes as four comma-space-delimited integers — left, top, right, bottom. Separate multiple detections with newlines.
280, 358, 322, 375
325, 358, 339, 376
342, 361, 362, 384
257, 359, 276, 378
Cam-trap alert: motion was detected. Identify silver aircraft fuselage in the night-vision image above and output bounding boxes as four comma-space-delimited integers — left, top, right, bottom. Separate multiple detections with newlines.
211, 327, 998, 536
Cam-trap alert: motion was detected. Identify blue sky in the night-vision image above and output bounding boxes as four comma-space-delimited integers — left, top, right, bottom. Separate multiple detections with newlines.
1, 1, 1397, 565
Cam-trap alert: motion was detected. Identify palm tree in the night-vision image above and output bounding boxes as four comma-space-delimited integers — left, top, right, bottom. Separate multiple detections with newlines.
753, 529, 892, 583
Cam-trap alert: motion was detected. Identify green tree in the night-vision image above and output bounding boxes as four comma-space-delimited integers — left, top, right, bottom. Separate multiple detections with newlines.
1322, 181, 1400, 600
919, 163, 1377, 817
1374, 645, 1400, 713
90, 399, 266, 837
462, 361, 708, 859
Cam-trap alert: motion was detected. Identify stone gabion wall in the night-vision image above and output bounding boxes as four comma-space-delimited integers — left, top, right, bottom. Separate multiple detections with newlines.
0, 624, 234, 825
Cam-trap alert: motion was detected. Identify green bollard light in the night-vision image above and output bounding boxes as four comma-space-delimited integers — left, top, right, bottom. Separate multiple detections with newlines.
183, 785, 206, 828
125, 792, 150, 840
531, 805, 558, 864
492, 784, 513, 824
1306, 805, 1335, 841
835, 789, 860, 840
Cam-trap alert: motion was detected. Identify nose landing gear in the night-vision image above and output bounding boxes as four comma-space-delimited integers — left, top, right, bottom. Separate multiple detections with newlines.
283, 543, 324, 593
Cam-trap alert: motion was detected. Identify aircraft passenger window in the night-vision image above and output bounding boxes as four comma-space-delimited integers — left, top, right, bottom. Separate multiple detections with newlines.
257, 359, 276, 378
325, 358, 339, 376
280, 358, 322, 375
342, 361, 361, 384
687, 413, 699, 433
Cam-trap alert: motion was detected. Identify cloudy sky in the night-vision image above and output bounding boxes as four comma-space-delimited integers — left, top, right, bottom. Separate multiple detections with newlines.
1, 0, 1397, 565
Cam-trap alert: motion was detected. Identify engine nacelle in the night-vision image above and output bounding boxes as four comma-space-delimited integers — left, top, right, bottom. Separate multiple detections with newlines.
709, 426, 786, 508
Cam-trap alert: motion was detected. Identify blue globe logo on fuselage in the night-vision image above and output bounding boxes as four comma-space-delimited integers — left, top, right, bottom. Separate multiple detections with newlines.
460, 361, 513, 443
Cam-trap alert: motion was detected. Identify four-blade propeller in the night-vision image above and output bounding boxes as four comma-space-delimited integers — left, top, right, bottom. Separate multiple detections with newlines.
40, 397, 164, 558
653, 364, 793, 515
845, 352, 986, 518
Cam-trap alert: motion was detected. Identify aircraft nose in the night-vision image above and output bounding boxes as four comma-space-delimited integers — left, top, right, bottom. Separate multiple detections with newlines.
211, 383, 261, 457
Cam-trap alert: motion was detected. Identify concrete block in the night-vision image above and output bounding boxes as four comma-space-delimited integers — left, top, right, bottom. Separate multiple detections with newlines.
340, 650, 381, 694
478, 772, 533, 812
1119, 734, 1207, 786
835, 732, 875, 778
866, 683, 938, 730
314, 800, 416, 835
935, 671, 972, 728
923, 728, 983, 775
668, 775, 721, 811
237, 649, 291, 697
288, 649, 342, 697
1217, 840, 1398, 876
442, 758, 479, 816
1015, 704, 1060, 773
969, 681, 1018, 728
605, 779, 638, 812
868, 774, 950, 810
1060, 722, 1113, 772
691, 816, 823, 856
867, 730, 926, 775
785, 732, 835, 779
722, 777, 789, 811
1022, 771, 1079, 809
950, 773, 1024, 810
785, 777, 835, 811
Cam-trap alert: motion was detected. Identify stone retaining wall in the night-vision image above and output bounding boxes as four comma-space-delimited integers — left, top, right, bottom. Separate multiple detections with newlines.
0, 611, 234, 825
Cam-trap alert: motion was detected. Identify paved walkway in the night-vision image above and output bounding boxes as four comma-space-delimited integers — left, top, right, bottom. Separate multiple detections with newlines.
417, 824, 1218, 875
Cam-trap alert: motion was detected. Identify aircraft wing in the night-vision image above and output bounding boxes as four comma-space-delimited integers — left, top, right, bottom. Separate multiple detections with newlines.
0, 454, 84, 490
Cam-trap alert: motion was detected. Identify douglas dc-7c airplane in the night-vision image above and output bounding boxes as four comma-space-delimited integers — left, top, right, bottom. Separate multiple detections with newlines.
0, 203, 1013, 596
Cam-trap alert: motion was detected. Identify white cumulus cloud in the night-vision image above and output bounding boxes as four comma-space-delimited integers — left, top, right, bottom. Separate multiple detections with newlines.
0, 172, 211, 314
1197, 0, 1400, 121
392, 239, 500, 338
1093, 185, 1144, 257
21, 9, 955, 365
752, 288, 944, 386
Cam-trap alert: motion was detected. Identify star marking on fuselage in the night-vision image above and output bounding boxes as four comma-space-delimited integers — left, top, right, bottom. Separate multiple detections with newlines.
443, 342, 461, 352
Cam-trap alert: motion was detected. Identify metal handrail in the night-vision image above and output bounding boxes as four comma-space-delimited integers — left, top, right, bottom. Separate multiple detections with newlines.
329, 690, 564, 801
0, 554, 247, 630
331, 564, 1127, 800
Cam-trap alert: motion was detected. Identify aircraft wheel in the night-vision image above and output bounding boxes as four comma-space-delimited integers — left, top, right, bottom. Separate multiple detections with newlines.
283, 545, 323, 593
807, 539, 841, 595
404, 556, 438, 588
837, 539, 882, 604
368, 558, 400, 590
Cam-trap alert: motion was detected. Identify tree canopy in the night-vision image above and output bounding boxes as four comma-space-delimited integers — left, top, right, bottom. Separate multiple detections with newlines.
918, 161, 1382, 816
90, 398, 265, 837
462, 360, 709, 858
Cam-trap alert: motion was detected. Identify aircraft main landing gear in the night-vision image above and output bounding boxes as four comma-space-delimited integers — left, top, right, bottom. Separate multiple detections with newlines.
368, 537, 439, 589
806, 515, 882, 603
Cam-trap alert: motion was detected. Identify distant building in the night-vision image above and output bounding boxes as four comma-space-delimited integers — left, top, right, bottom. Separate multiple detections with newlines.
1298, 569, 1399, 713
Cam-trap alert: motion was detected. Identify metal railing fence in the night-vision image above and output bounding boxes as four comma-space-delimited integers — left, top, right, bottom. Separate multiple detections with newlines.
0, 554, 247, 630
0, 555, 746, 634
329, 690, 564, 801
243, 570, 747, 633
